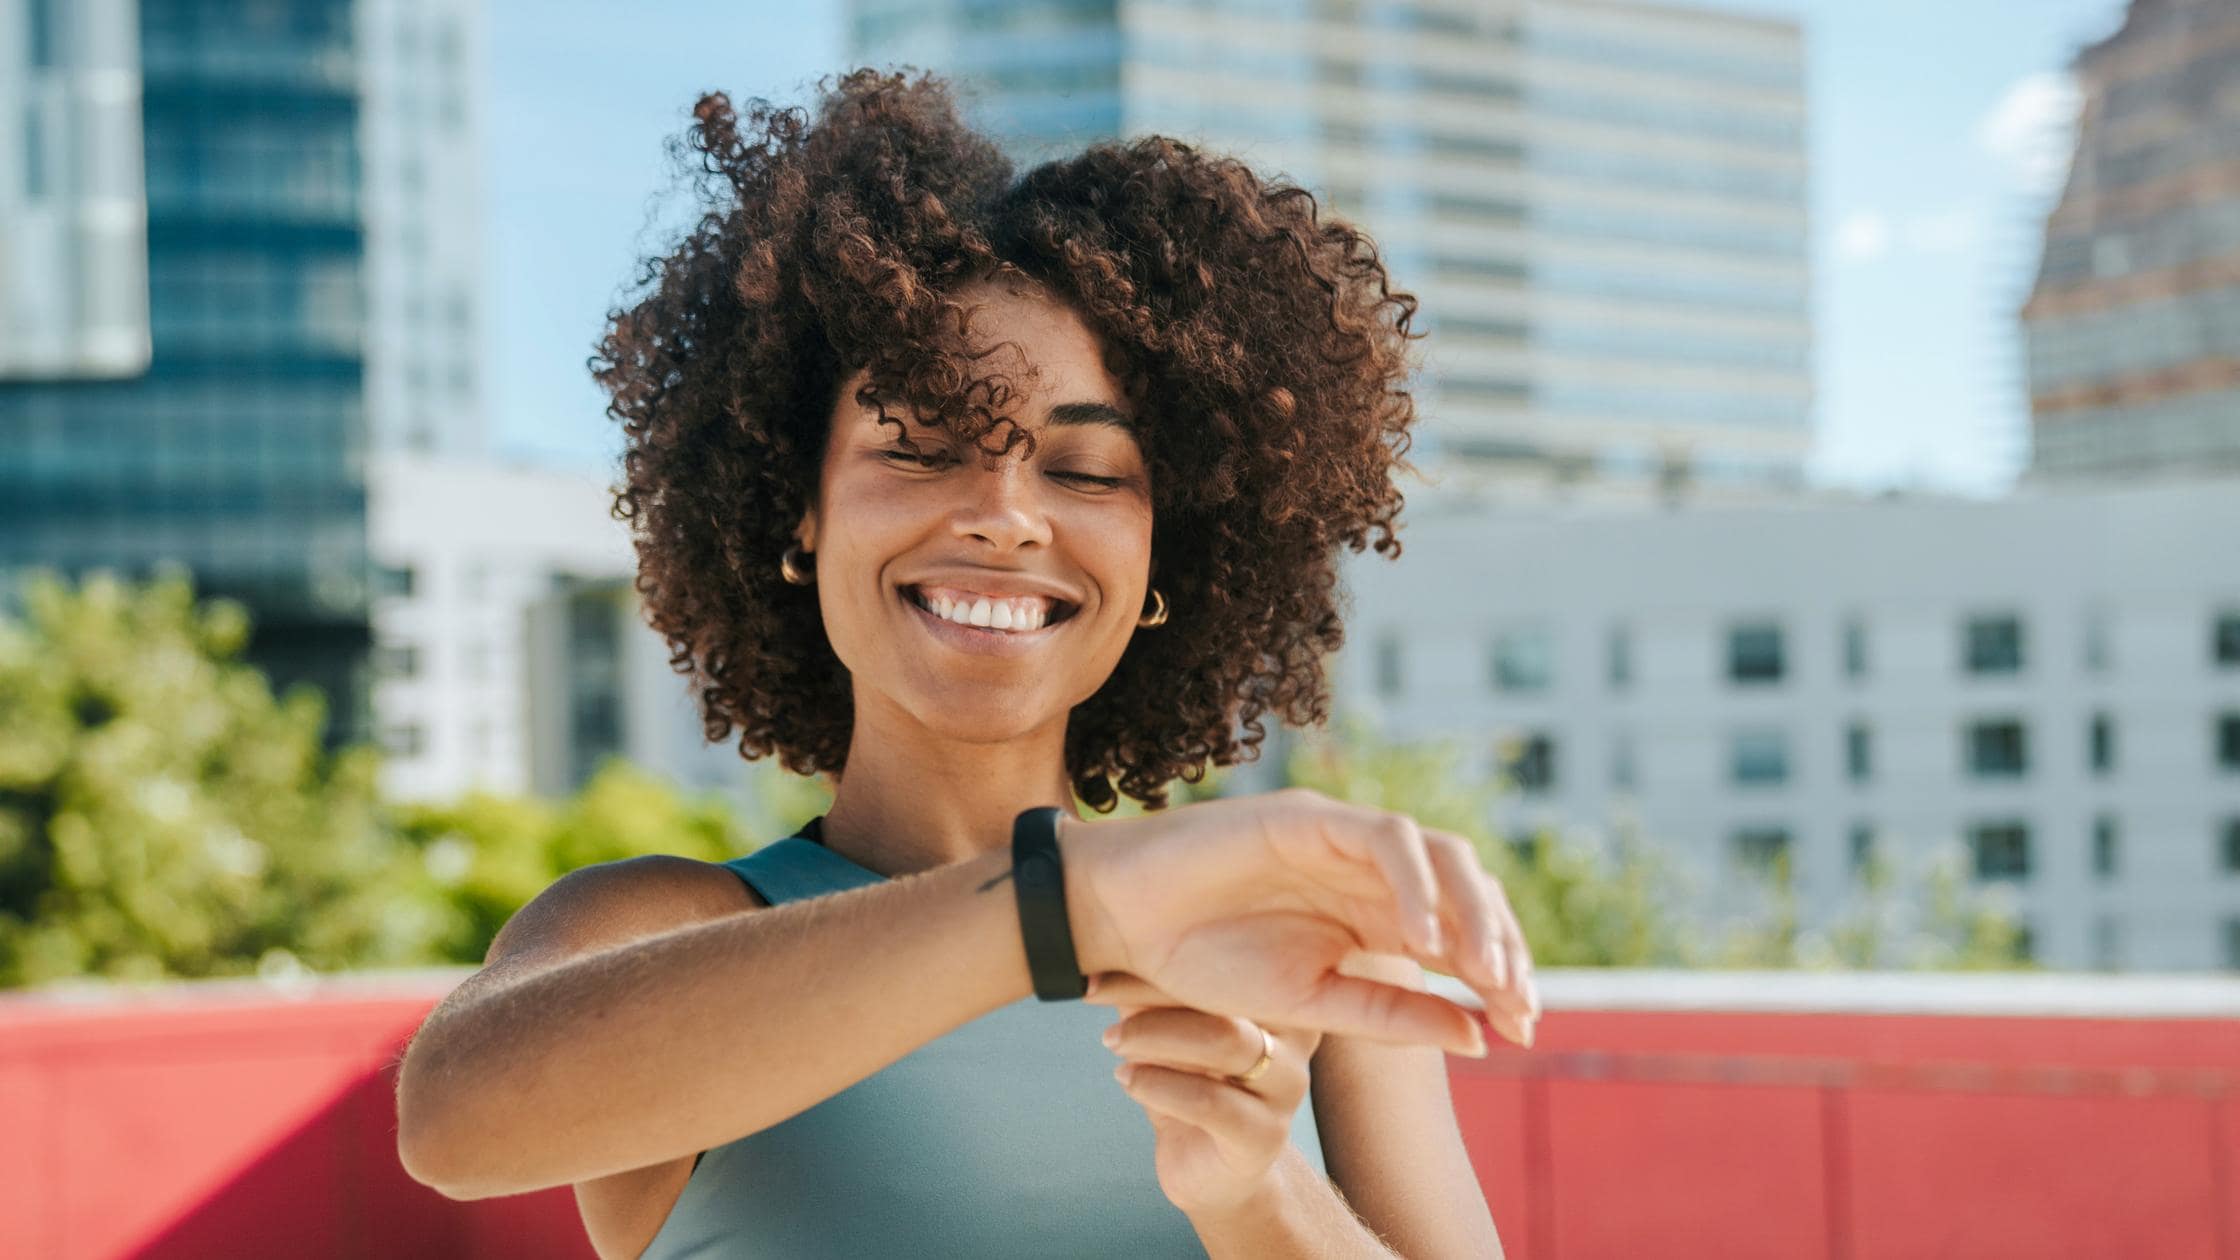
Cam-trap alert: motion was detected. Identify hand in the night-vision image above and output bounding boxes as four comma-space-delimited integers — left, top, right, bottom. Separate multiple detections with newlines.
1088, 971, 1322, 1217
1061, 788, 1541, 1056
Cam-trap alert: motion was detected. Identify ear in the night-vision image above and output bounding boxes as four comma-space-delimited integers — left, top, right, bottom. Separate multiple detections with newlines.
793, 508, 817, 553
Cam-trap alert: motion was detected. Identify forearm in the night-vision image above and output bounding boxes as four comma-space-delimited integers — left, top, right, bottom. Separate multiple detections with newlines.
1189, 1147, 1399, 1259
400, 830, 1125, 1199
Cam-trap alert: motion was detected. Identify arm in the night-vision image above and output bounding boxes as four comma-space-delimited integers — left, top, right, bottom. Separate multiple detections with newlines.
397, 837, 1111, 1200
1188, 1146, 1400, 1258
1308, 954, 1507, 1258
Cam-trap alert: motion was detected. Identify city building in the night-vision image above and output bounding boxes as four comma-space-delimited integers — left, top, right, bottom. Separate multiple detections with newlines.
850, 0, 1812, 498
0, 0, 489, 743
367, 454, 739, 804
0, 0, 376, 737
2021, 0, 2240, 481
1337, 475, 2240, 972
0, 0, 150, 380
357, 0, 486, 457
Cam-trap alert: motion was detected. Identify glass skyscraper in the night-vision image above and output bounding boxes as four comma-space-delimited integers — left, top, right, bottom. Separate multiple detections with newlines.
0, 0, 374, 739
2022, 0, 2240, 481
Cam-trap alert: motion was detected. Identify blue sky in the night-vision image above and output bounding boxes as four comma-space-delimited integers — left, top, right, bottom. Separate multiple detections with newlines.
484, 0, 2129, 495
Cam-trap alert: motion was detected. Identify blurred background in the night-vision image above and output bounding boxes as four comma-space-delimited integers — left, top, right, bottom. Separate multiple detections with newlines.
2, 0, 2238, 1257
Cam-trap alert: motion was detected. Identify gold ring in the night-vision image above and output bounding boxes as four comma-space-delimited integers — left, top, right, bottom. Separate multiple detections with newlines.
1230, 1025, 1275, 1086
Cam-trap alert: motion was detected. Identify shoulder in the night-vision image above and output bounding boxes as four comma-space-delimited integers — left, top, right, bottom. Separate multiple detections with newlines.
482, 853, 768, 974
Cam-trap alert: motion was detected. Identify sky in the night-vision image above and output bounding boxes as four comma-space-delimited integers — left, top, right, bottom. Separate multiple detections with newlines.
483, 0, 2131, 497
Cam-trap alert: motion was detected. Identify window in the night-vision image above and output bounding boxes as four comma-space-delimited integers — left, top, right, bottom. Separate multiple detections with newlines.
2084, 606, 2112, 672
376, 563, 417, 598
1728, 622, 1784, 684
2214, 611, 2240, 667
1965, 614, 2025, 674
1848, 822, 1877, 877
1845, 722, 1871, 783
2220, 713, 2240, 772
2014, 920, 2036, 963
1498, 732, 1556, 793
1608, 624, 1632, 690
2092, 915, 2121, 971
1492, 628, 1552, 692
1733, 826, 1791, 876
2093, 815, 2119, 879
2222, 818, 2240, 874
1967, 719, 2029, 778
1374, 634, 1402, 698
381, 724, 426, 758
1970, 821, 2032, 880
1731, 729, 1789, 785
1842, 618, 1868, 679
2226, 918, 2240, 970
376, 643, 420, 679
2090, 713, 2114, 774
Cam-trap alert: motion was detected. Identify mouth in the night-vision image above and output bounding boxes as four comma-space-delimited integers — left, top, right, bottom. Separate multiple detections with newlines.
899, 584, 1081, 635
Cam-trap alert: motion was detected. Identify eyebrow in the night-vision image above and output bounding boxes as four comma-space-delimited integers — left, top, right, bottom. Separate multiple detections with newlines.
1047, 401, 1134, 431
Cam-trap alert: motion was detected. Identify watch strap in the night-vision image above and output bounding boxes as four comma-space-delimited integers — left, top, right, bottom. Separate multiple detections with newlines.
1012, 806, 1087, 1001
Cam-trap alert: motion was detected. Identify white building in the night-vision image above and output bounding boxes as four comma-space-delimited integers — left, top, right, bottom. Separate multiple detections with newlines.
357, 0, 488, 456
0, 0, 149, 379
852, 0, 1811, 496
1336, 476, 2240, 972
365, 455, 737, 804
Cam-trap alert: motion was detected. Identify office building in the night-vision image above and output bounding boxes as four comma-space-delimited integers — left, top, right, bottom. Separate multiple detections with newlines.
1339, 476, 2240, 971
851, 0, 1812, 496
2022, 0, 2240, 480
0, 0, 150, 380
0, 0, 375, 737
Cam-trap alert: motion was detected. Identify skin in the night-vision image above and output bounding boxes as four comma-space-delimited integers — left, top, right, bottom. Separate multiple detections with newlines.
788, 273, 1511, 1254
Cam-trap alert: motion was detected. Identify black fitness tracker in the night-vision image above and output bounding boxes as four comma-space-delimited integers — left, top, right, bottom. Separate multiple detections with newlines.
1012, 806, 1088, 1001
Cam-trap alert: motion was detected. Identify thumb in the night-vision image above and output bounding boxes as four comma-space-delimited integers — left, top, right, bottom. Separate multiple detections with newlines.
1288, 974, 1487, 1058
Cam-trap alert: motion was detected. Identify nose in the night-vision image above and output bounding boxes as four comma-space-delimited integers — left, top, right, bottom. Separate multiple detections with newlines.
947, 455, 1053, 552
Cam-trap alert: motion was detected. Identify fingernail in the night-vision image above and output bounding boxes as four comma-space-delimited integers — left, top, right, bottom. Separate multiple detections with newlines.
1101, 1026, 1119, 1049
1114, 1063, 1135, 1086
1421, 915, 1444, 955
1459, 1023, 1487, 1058
1521, 1016, 1537, 1050
1084, 976, 1100, 998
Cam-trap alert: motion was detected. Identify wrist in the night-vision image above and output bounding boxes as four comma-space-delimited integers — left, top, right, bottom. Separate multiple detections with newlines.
1055, 813, 1130, 976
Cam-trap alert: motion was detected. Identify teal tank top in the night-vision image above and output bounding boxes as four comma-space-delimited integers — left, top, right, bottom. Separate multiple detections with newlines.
638, 817, 1328, 1259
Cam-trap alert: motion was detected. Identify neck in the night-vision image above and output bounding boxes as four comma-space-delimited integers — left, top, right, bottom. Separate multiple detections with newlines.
816, 690, 1083, 879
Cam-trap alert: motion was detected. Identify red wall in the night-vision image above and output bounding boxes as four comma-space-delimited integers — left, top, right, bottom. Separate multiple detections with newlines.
3, 976, 2234, 1259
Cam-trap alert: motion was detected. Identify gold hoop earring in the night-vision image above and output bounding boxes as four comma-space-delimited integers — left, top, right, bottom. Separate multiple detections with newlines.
1137, 588, 1168, 628
780, 544, 815, 586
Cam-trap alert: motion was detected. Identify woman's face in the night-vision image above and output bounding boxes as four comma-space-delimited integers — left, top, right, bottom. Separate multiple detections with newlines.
796, 277, 1155, 746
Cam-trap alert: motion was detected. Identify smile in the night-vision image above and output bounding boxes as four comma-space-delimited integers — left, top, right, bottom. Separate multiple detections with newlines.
899, 584, 1080, 654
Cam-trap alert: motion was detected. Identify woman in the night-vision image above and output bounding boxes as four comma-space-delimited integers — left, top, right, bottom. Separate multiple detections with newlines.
395, 69, 1539, 1258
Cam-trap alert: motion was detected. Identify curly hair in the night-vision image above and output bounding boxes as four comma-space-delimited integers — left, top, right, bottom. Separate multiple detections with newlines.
592, 67, 1421, 812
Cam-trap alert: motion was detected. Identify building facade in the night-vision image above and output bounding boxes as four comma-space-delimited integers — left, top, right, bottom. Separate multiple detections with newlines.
2022, 0, 2240, 480
850, 0, 1812, 496
1338, 477, 2240, 972
0, 0, 150, 380
0, 0, 375, 737
367, 454, 738, 804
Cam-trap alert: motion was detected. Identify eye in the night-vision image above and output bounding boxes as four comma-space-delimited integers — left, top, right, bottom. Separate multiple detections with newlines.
1052, 470, 1127, 490
879, 447, 953, 469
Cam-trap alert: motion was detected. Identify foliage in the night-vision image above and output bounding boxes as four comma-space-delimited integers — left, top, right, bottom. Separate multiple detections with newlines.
0, 570, 439, 987
389, 758, 827, 966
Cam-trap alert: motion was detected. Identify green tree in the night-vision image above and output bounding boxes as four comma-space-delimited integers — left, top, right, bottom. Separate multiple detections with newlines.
390, 758, 830, 966
0, 570, 441, 987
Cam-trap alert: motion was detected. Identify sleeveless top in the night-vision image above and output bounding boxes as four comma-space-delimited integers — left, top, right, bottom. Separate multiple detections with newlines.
637, 817, 1328, 1259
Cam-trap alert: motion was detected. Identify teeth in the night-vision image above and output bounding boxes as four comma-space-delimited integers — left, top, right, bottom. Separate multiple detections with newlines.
913, 590, 1054, 633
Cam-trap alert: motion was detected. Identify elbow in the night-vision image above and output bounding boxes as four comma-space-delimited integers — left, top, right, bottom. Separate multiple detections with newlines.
394, 1047, 489, 1201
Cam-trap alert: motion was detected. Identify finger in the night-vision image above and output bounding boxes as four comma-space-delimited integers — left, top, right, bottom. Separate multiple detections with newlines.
1082, 972, 1182, 1008
1107, 1009, 1291, 1085
1424, 830, 1507, 995
1350, 807, 1444, 956
1288, 971, 1487, 1058
1117, 1063, 1287, 1157
1487, 876, 1541, 1022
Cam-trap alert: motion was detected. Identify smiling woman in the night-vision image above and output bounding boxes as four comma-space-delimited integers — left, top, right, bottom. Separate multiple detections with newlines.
394, 66, 1535, 1260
